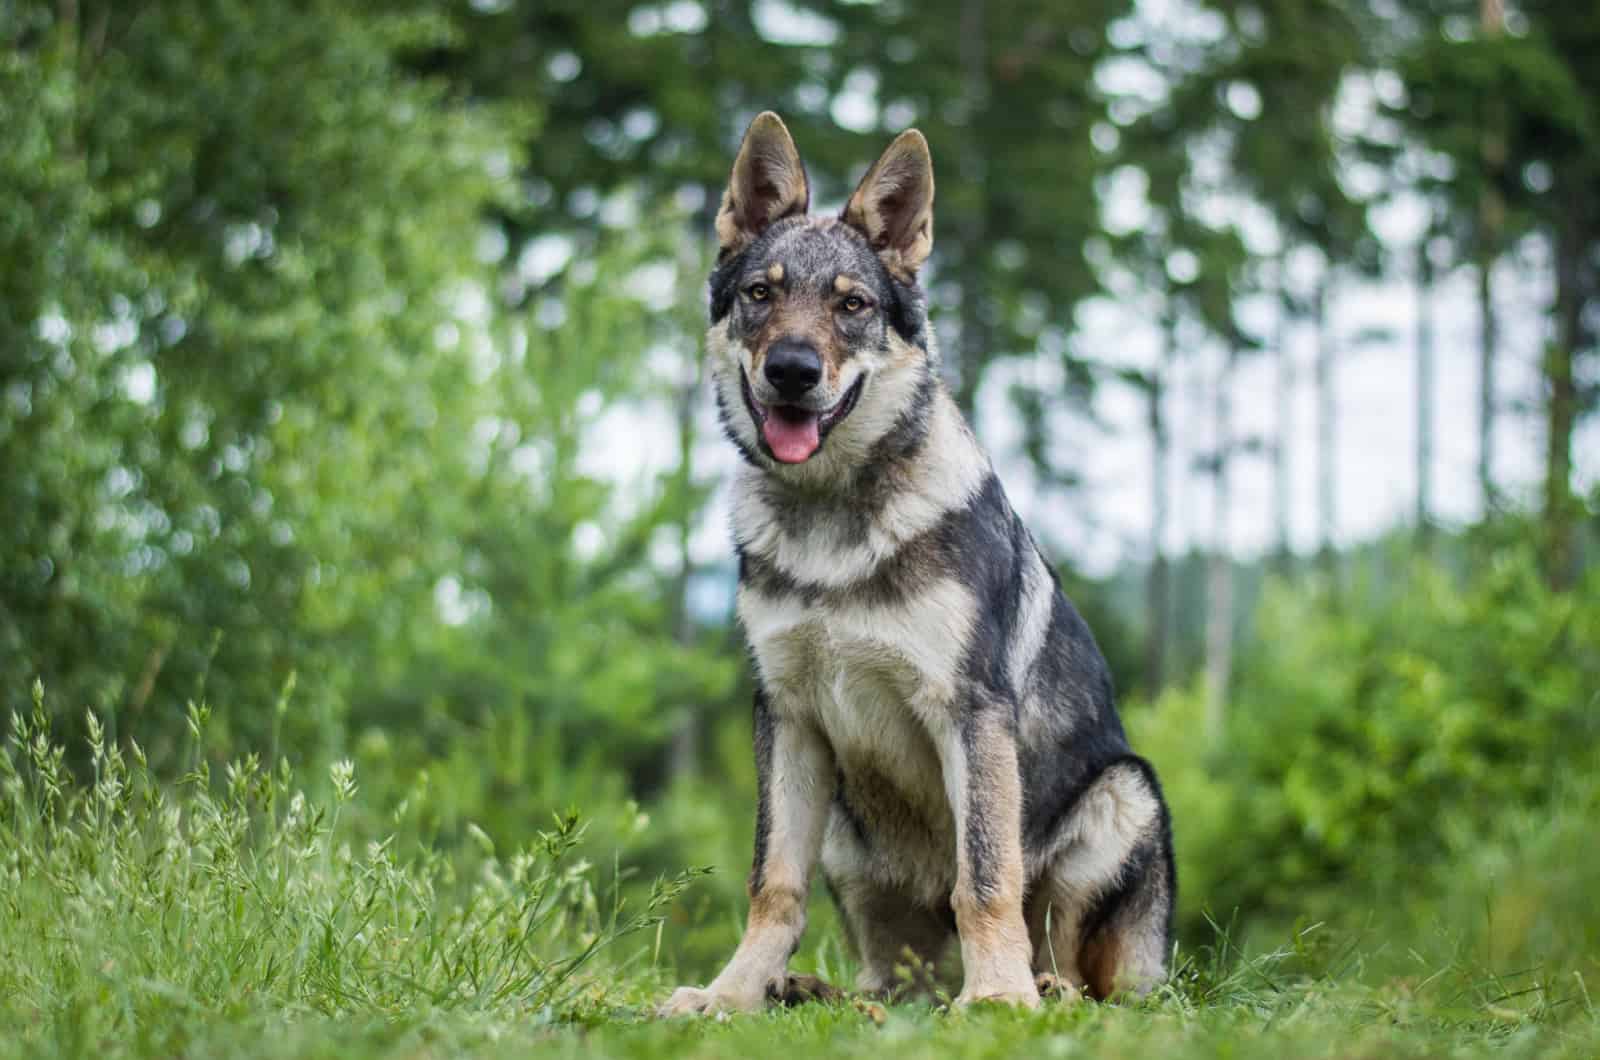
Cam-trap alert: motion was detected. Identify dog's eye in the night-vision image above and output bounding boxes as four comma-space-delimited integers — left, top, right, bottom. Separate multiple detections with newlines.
747, 283, 770, 302
841, 295, 866, 313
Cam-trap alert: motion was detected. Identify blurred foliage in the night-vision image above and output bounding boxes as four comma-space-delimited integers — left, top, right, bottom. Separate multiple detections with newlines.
1133, 541, 1600, 971
0, 1, 733, 782
1, 0, 522, 756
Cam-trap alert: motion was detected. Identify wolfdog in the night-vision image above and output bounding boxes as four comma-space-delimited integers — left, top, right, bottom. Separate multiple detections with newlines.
661, 113, 1175, 1014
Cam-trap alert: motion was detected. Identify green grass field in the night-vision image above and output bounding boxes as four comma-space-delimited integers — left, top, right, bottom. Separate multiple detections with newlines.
13, 992, 1596, 1060
3, 696, 1596, 1060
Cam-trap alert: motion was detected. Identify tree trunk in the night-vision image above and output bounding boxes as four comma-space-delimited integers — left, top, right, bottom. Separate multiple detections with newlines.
1144, 311, 1174, 699
955, 273, 988, 414
1314, 273, 1338, 586
1272, 261, 1294, 573
1476, 252, 1498, 512
667, 225, 710, 783
953, 0, 989, 414
1478, 0, 1505, 513
1204, 346, 1234, 742
1415, 235, 1436, 551
1544, 185, 1585, 591
665, 357, 701, 781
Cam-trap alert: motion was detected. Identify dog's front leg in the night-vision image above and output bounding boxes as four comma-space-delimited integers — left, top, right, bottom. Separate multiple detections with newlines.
660, 689, 833, 1016
943, 703, 1039, 1008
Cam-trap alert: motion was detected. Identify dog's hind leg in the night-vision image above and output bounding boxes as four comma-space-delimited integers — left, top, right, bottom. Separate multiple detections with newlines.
1025, 872, 1089, 996
834, 878, 955, 997
1027, 756, 1174, 1001
1077, 827, 1172, 1001
823, 827, 954, 997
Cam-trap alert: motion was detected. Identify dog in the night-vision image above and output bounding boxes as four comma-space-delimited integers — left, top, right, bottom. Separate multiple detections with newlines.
661, 113, 1174, 1015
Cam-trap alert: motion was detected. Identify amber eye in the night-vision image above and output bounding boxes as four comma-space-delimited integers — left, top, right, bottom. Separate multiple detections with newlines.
842, 295, 866, 313
747, 283, 770, 301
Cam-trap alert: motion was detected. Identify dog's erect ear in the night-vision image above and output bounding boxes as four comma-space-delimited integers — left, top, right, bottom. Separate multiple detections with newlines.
716, 112, 809, 257
841, 129, 934, 279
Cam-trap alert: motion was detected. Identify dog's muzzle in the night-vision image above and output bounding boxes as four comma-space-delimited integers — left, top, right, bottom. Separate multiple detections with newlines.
741, 369, 865, 464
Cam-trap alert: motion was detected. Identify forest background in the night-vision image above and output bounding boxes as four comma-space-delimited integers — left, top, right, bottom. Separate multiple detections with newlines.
2, 1, 1597, 1056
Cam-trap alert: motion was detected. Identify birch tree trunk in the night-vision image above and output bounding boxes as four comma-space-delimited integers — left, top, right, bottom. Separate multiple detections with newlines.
1144, 310, 1175, 698
1272, 258, 1294, 572
1314, 272, 1338, 587
1544, 182, 1587, 591
1415, 234, 1436, 552
953, 0, 989, 414
1204, 345, 1235, 741
1477, 0, 1505, 512
668, 226, 710, 783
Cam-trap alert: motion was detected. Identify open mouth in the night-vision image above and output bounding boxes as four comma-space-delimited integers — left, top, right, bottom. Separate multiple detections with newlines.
740, 369, 865, 464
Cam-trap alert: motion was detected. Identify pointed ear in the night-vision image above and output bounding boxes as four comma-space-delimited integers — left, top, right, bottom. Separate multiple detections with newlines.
841, 129, 935, 278
716, 112, 810, 257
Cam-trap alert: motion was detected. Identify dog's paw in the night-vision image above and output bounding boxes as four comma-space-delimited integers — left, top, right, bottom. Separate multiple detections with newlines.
954, 983, 1041, 1009
955, 972, 1040, 1009
657, 983, 766, 1018
1033, 972, 1083, 1003
657, 986, 717, 1018
774, 973, 844, 1006
954, 987, 1040, 1009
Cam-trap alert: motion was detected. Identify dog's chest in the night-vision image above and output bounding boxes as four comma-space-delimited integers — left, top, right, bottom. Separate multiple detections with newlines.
740, 572, 973, 700
738, 575, 976, 819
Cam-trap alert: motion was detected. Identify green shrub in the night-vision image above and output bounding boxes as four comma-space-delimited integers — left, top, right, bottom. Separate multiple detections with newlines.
1131, 546, 1600, 966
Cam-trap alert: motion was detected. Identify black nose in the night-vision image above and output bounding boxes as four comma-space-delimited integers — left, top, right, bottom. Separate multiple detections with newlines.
763, 339, 822, 400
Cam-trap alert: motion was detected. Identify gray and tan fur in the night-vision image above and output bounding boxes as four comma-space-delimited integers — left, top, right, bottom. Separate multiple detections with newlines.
661, 113, 1175, 1016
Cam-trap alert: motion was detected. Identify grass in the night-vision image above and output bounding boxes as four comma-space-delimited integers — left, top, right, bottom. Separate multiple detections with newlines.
3, 689, 1596, 1059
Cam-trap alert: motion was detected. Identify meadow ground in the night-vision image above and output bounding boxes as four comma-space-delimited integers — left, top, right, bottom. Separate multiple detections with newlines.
4, 695, 1595, 1059
6, 963, 1598, 1060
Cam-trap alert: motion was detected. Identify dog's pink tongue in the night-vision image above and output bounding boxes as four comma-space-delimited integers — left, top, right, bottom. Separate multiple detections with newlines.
763, 409, 820, 463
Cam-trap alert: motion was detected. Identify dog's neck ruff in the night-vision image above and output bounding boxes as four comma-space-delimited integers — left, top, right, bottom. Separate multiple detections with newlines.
731, 381, 991, 594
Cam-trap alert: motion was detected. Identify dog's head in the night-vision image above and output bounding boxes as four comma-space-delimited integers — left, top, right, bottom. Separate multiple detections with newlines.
707, 112, 936, 482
